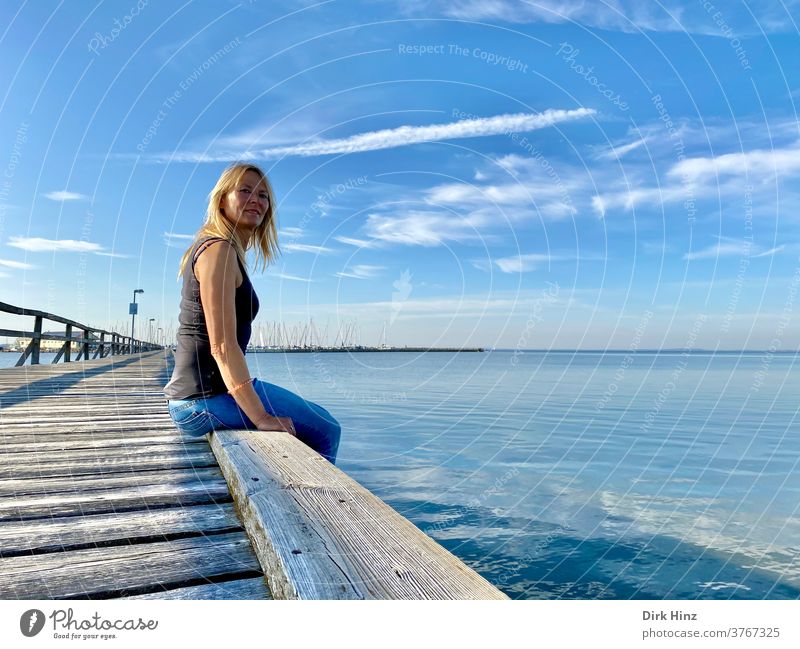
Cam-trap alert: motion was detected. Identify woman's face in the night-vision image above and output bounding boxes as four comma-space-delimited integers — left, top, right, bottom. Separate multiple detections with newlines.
219, 170, 270, 234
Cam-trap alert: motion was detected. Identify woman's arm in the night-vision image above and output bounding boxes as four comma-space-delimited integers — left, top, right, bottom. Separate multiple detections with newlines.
194, 240, 293, 433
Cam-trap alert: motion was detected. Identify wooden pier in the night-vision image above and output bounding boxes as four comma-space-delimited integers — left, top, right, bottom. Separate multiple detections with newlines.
0, 350, 508, 600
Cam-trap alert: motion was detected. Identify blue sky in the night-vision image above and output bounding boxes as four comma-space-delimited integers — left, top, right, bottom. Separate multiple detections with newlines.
0, 0, 798, 349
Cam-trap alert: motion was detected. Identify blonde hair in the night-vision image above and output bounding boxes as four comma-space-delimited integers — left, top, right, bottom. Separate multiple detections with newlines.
178, 162, 280, 278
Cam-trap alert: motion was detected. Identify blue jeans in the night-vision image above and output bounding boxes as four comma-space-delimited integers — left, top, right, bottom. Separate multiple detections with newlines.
167, 379, 341, 465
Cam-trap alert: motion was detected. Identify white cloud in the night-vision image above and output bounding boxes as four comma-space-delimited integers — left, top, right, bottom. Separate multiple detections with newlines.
163, 231, 195, 248
271, 272, 313, 282
279, 226, 304, 239
7, 237, 103, 253
425, 178, 577, 221
597, 137, 650, 160
417, 0, 689, 32
753, 245, 785, 258
95, 251, 134, 258
470, 259, 492, 272
410, 0, 796, 35
333, 235, 381, 249
282, 243, 334, 254
683, 240, 785, 261
279, 292, 558, 321
494, 253, 553, 273
0, 258, 35, 270
592, 185, 687, 215
335, 264, 385, 279
151, 109, 595, 163
426, 182, 534, 207
44, 190, 89, 202
669, 141, 800, 182
594, 140, 800, 217
364, 211, 482, 246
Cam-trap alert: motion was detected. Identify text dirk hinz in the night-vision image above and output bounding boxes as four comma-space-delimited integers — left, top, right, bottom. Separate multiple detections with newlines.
643, 610, 698, 621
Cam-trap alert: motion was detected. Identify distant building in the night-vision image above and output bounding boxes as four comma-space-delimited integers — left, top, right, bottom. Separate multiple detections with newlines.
15, 330, 99, 353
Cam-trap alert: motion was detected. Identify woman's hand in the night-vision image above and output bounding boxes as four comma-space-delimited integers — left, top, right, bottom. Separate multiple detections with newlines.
255, 414, 297, 436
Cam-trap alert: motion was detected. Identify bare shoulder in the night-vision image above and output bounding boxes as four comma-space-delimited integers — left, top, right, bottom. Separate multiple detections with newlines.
193, 239, 242, 286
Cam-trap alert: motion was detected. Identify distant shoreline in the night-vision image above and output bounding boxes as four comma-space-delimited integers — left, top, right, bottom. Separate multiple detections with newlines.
1, 348, 798, 355
490, 349, 800, 354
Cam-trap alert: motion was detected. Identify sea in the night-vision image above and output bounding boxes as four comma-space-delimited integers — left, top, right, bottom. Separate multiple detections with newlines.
2, 349, 799, 599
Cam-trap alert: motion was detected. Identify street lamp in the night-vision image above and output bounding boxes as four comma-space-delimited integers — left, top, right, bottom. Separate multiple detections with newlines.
157, 327, 163, 348
148, 318, 155, 347
130, 289, 144, 353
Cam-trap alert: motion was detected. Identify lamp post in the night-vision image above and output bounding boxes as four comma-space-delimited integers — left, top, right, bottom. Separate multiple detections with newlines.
130, 289, 144, 354
148, 318, 155, 348
157, 327, 163, 348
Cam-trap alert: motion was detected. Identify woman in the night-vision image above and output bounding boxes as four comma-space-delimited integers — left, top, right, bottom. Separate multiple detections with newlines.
164, 162, 341, 465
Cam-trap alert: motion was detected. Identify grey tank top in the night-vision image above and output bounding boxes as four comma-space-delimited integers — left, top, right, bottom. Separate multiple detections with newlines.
163, 236, 259, 400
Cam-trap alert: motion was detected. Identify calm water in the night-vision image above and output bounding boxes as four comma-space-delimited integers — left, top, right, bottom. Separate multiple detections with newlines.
4, 350, 799, 599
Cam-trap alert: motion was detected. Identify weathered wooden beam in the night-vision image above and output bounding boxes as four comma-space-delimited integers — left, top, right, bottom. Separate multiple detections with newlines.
0, 448, 219, 480
209, 430, 509, 600
0, 432, 206, 453
0, 503, 242, 556
0, 466, 223, 498
0, 532, 262, 599
122, 577, 270, 600
0, 477, 233, 521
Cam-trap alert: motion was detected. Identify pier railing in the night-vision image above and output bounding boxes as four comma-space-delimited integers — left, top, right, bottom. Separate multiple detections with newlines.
0, 301, 161, 367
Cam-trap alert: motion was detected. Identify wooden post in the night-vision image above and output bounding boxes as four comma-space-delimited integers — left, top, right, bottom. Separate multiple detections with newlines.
94, 331, 105, 359
64, 324, 72, 362
31, 316, 42, 365
14, 340, 33, 367
82, 328, 89, 361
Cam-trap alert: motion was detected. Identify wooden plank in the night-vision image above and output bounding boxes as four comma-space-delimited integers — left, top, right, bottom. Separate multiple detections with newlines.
1, 402, 173, 411
0, 479, 232, 520
0, 504, 242, 556
0, 421, 181, 434
1, 449, 219, 479
122, 577, 270, 600
1, 395, 171, 404
0, 439, 203, 458
0, 443, 213, 467
0, 467, 223, 498
209, 430, 509, 600
0, 433, 206, 452
0, 532, 261, 599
